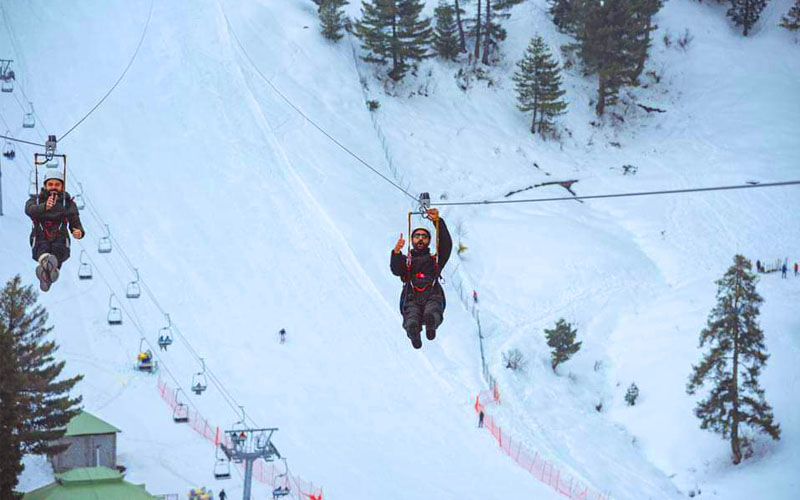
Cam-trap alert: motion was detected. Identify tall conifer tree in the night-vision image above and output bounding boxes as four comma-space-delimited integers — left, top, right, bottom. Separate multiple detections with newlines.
779, 0, 800, 31
356, 0, 431, 80
513, 35, 567, 136
686, 256, 781, 464
433, 1, 461, 60
0, 276, 83, 498
320, 0, 349, 41
727, 0, 770, 36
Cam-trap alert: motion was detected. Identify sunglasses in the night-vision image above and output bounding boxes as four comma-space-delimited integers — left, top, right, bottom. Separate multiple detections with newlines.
412, 233, 430, 240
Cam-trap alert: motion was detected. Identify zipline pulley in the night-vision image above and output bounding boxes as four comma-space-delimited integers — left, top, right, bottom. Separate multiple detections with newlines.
44, 135, 57, 161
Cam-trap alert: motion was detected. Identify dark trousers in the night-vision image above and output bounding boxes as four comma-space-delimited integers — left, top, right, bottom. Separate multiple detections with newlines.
403, 290, 444, 333
31, 237, 70, 268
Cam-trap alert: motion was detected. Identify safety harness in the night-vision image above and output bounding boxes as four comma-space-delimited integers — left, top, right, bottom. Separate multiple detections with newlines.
405, 253, 440, 293
32, 191, 68, 244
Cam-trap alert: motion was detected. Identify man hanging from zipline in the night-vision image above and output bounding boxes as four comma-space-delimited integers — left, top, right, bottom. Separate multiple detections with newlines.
390, 207, 452, 349
25, 169, 84, 292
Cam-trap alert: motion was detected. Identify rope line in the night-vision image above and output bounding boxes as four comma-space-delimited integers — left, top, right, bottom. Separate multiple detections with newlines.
216, 0, 417, 202
59, 0, 156, 141
436, 180, 800, 207
0, 133, 45, 148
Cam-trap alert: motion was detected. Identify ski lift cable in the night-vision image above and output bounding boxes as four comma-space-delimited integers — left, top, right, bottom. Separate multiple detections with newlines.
76, 240, 205, 417
59, 0, 156, 142
0, 132, 45, 148
60, 184, 250, 422
434, 180, 800, 207
215, 0, 417, 203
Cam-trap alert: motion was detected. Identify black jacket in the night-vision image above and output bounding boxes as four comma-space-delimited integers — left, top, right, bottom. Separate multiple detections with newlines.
25, 189, 84, 244
390, 218, 452, 300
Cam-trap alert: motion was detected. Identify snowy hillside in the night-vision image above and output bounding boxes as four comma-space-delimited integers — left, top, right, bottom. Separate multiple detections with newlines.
1, 0, 798, 499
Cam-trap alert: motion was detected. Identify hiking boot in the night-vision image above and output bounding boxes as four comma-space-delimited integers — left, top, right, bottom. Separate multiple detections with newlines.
407, 326, 422, 349
35, 265, 51, 292
424, 312, 438, 341
41, 254, 60, 284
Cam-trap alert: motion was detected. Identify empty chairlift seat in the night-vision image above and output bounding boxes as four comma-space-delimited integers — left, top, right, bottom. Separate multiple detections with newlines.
126, 268, 141, 299
22, 102, 35, 128
172, 389, 189, 423
78, 250, 93, 280
98, 224, 112, 254
107, 294, 122, 325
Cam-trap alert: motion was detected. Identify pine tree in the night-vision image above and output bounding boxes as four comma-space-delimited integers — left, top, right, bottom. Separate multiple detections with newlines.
320, 0, 349, 42
625, 382, 640, 406
544, 318, 582, 371
574, 0, 659, 116
0, 276, 83, 498
468, 0, 524, 64
454, 0, 468, 52
549, 0, 579, 34
779, 0, 800, 31
355, 0, 398, 70
629, 0, 664, 82
686, 255, 781, 464
396, 0, 433, 78
433, 1, 461, 60
513, 35, 567, 136
356, 0, 431, 80
727, 0, 770, 36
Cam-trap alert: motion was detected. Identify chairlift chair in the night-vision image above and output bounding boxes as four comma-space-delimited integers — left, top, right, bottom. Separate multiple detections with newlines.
22, 102, 35, 129
213, 458, 231, 480
173, 389, 189, 423
158, 313, 173, 349
0, 59, 13, 93
126, 268, 141, 299
192, 358, 208, 395
78, 250, 93, 280
213, 446, 231, 480
2, 133, 14, 159
107, 293, 123, 325
98, 224, 112, 253
73, 182, 85, 210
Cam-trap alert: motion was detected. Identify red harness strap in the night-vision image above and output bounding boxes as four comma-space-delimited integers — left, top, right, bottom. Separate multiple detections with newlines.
406, 254, 439, 293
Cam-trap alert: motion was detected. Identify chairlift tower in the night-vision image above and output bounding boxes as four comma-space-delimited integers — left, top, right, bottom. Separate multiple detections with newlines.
219, 426, 281, 500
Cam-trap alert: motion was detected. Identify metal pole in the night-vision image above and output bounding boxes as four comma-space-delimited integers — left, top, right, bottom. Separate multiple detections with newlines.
242, 458, 254, 500
0, 160, 4, 216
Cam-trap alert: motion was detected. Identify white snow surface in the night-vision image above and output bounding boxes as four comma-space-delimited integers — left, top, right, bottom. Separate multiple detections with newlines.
1, 0, 798, 499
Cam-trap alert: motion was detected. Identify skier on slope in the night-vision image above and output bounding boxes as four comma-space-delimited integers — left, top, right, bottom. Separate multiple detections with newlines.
390, 208, 452, 349
24, 170, 84, 292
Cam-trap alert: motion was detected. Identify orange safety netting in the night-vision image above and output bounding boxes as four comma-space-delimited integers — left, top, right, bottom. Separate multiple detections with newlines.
157, 376, 324, 500
475, 390, 611, 500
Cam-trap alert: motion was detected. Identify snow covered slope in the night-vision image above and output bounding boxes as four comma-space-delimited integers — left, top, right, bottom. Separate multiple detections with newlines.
1, 0, 798, 499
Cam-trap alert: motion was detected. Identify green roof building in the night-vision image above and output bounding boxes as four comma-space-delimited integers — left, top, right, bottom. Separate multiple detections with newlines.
49, 411, 121, 473
23, 467, 156, 500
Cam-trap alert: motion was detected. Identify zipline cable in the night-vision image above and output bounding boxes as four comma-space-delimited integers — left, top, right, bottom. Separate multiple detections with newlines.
0, 133, 45, 148
436, 180, 800, 207
59, 0, 156, 141
216, 0, 417, 203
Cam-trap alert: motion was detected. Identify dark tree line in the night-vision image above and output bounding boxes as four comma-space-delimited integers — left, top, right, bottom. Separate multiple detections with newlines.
550, 0, 663, 116
0, 276, 83, 498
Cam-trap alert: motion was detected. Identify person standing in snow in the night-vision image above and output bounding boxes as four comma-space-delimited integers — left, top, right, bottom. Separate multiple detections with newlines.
478, 410, 484, 428
794, 262, 798, 277
218, 489, 227, 500
25, 170, 84, 292
279, 328, 286, 344
390, 208, 452, 349
756, 259, 762, 273
781, 262, 788, 279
